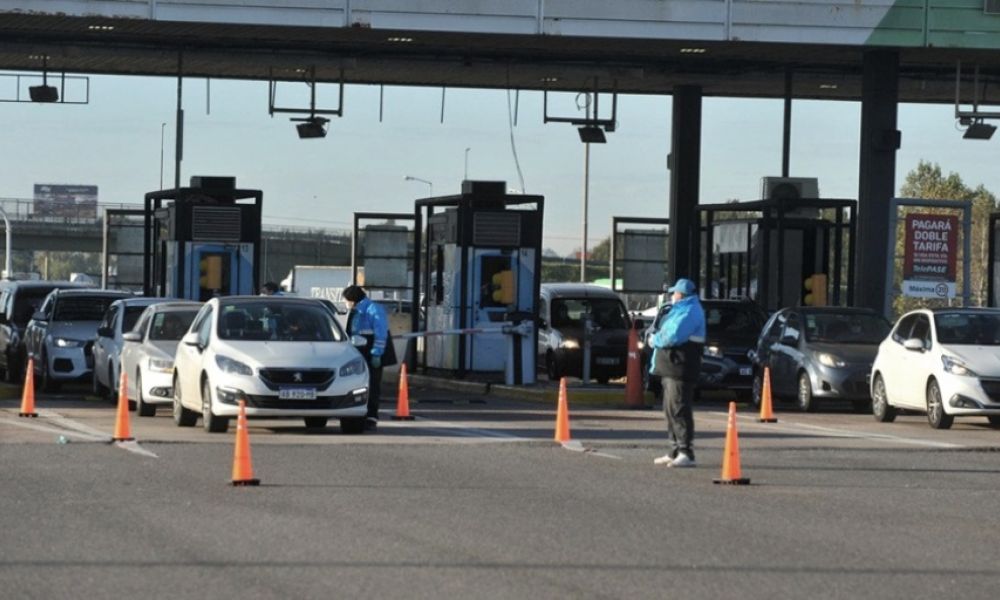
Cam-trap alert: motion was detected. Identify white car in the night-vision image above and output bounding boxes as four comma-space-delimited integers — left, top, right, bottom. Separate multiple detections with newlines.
172, 296, 370, 433
120, 301, 202, 417
92, 297, 172, 399
871, 308, 1000, 429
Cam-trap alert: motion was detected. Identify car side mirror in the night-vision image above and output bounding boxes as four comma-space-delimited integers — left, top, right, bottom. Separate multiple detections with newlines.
537, 317, 548, 330
122, 332, 142, 343
903, 338, 925, 352
780, 335, 798, 346
182, 332, 201, 348
97, 326, 113, 338
350, 334, 368, 348
31, 311, 47, 322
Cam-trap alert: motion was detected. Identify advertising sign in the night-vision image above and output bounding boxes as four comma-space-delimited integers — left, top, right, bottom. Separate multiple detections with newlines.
902, 213, 958, 299
33, 184, 98, 219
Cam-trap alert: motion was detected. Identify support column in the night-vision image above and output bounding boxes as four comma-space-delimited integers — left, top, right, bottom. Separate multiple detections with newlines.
856, 51, 900, 314
668, 85, 702, 286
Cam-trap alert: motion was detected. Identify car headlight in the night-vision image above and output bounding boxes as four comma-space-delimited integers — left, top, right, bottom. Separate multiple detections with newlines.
215, 355, 253, 376
148, 357, 174, 373
817, 352, 846, 368
942, 355, 976, 377
339, 357, 367, 377
560, 339, 580, 350
54, 337, 85, 348
704, 345, 723, 358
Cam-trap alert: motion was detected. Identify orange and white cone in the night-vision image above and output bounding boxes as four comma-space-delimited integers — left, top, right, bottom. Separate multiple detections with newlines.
554, 377, 571, 443
18, 358, 37, 418
231, 400, 260, 486
714, 401, 751, 485
758, 367, 778, 423
111, 371, 135, 442
392, 363, 415, 421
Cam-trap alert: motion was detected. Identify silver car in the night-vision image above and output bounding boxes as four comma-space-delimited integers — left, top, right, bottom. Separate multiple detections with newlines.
92, 296, 172, 399
25, 288, 131, 392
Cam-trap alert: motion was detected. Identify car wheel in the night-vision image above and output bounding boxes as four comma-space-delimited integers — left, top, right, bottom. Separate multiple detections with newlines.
136, 371, 155, 417
987, 416, 1000, 428
751, 371, 764, 409
796, 371, 815, 412
304, 417, 328, 429
172, 374, 197, 427
926, 379, 953, 430
871, 375, 896, 423
201, 378, 229, 433
340, 417, 366, 434
546, 352, 562, 381
39, 351, 59, 393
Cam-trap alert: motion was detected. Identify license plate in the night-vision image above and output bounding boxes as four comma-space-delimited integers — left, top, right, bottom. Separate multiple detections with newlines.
739, 367, 752, 377
596, 358, 619, 366
279, 388, 317, 400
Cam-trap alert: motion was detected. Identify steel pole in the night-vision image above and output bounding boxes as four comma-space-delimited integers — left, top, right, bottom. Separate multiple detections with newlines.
0, 208, 10, 278
582, 142, 590, 282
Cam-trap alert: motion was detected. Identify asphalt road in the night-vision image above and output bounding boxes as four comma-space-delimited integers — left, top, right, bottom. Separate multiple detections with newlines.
3, 384, 1000, 599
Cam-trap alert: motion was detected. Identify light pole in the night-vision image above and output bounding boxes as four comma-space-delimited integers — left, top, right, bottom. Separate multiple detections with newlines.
404, 175, 433, 197
159, 122, 166, 190
0, 207, 11, 279
464, 147, 471, 180
581, 141, 590, 283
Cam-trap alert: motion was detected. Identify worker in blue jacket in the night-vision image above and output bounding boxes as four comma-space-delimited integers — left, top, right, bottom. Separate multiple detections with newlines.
343, 285, 395, 430
649, 278, 706, 468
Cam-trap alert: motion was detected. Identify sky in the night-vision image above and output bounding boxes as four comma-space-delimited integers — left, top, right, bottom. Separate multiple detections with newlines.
2, 73, 999, 256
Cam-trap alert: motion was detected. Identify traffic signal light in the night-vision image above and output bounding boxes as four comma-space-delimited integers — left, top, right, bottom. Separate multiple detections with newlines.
803, 273, 828, 306
200, 255, 223, 291
491, 270, 515, 305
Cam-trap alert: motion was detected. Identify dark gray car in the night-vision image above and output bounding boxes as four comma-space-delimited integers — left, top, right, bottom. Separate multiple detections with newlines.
751, 307, 891, 412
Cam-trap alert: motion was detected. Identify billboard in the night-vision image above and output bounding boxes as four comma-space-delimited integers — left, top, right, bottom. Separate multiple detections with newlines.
902, 214, 958, 299
33, 184, 98, 219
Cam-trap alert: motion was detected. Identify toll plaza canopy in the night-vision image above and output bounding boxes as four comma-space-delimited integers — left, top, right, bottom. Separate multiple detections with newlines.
1, 0, 1000, 102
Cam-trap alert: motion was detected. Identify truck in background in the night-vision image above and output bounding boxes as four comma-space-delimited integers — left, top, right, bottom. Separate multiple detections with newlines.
280, 266, 354, 305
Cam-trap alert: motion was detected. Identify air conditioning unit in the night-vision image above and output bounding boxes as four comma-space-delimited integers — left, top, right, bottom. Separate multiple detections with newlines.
761, 177, 820, 218
986, 0, 1000, 16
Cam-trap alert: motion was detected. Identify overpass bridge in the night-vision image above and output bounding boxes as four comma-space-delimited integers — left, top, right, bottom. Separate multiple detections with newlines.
0, 197, 351, 282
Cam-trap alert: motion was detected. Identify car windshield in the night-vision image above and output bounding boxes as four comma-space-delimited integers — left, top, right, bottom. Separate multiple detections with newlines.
703, 306, 765, 344
934, 312, 1000, 346
217, 300, 345, 342
551, 298, 628, 329
803, 312, 890, 344
149, 310, 199, 341
13, 288, 55, 326
53, 296, 121, 321
123, 306, 148, 333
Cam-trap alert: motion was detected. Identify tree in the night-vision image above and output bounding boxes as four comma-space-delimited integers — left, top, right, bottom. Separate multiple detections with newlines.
589, 236, 611, 263
893, 161, 997, 315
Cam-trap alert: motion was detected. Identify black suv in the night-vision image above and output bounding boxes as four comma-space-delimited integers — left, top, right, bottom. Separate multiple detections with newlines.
0, 280, 91, 383
641, 299, 768, 402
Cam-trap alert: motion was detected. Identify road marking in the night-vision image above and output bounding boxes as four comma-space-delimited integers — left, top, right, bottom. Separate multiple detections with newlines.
699, 411, 964, 449
391, 415, 529, 441
1, 411, 159, 457
562, 440, 623, 460
0, 417, 108, 442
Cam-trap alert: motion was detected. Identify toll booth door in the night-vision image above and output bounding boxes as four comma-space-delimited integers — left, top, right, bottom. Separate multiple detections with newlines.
186, 243, 244, 301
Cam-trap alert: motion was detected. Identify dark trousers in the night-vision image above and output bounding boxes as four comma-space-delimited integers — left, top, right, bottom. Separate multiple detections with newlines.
660, 376, 695, 460
367, 363, 383, 420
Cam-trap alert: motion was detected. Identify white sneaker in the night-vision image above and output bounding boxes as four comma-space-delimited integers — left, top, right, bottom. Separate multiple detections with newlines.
668, 453, 696, 468
653, 453, 675, 466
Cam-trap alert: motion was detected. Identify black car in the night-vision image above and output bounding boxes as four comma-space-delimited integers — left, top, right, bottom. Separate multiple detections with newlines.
641, 299, 767, 401
750, 307, 892, 412
0, 280, 92, 383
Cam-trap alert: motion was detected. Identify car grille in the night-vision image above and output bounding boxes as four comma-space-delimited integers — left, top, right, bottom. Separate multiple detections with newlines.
979, 379, 1000, 402
258, 368, 335, 391
241, 393, 365, 410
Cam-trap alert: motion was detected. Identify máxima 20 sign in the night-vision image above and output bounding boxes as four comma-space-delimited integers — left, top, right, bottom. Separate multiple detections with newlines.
903, 214, 957, 299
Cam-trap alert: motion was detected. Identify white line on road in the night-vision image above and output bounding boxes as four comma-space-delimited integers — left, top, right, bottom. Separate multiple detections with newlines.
0, 417, 108, 442
1, 411, 159, 457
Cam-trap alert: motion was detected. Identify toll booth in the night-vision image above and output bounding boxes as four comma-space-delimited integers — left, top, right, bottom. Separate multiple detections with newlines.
697, 197, 856, 311
143, 176, 261, 300
412, 181, 543, 383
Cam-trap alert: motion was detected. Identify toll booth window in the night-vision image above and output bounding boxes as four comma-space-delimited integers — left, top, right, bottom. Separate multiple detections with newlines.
480, 255, 513, 308
198, 252, 231, 302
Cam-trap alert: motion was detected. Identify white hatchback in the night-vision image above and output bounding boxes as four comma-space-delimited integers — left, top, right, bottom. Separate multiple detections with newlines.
870, 308, 1000, 429
172, 296, 370, 433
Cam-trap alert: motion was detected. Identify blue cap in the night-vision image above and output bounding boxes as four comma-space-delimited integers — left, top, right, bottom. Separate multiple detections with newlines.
667, 278, 697, 295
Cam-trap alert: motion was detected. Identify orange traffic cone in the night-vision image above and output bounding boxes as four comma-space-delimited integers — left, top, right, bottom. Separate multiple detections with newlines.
392, 362, 415, 421
758, 367, 778, 423
111, 371, 135, 442
18, 358, 37, 418
714, 401, 751, 485
231, 400, 260, 486
624, 325, 645, 409
554, 377, 571, 443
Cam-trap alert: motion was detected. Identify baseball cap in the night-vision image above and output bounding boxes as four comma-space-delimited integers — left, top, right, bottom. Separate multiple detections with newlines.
667, 278, 697, 295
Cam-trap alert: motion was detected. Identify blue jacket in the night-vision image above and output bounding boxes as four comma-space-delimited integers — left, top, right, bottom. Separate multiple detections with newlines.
348, 297, 389, 357
649, 295, 706, 377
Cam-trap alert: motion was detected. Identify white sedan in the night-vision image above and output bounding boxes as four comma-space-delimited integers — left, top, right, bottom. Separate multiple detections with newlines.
120, 301, 202, 417
172, 296, 370, 433
871, 308, 1000, 429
